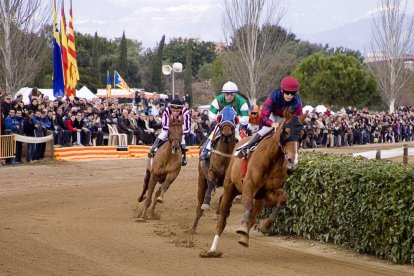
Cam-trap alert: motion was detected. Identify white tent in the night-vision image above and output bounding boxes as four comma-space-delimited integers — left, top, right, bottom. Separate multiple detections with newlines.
15, 87, 56, 104
302, 105, 314, 113
315, 105, 327, 113
77, 86, 97, 100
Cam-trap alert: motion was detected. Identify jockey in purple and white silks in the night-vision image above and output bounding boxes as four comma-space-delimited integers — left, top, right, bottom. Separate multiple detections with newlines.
148, 98, 191, 166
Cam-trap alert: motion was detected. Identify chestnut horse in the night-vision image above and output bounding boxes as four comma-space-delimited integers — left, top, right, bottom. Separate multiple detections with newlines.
201, 109, 306, 257
191, 106, 238, 232
137, 117, 183, 220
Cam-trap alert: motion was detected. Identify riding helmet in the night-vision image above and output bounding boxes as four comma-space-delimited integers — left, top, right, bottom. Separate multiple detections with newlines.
280, 76, 299, 92
222, 81, 238, 93
169, 98, 183, 109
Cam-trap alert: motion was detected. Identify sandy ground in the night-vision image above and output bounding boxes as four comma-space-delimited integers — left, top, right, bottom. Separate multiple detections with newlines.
1, 143, 414, 275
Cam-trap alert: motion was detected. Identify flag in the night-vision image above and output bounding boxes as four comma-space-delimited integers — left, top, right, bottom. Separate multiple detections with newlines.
60, 0, 69, 97
67, 0, 79, 97
114, 70, 130, 91
106, 71, 112, 98
52, 0, 65, 98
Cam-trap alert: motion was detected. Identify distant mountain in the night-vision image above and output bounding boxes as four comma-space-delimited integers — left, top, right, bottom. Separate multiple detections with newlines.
300, 18, 373, 54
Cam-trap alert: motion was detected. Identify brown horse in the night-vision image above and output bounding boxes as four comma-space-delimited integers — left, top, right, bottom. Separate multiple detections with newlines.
137, 117, 183, 220
201, 109, 306, 257
191, 106, 238, 232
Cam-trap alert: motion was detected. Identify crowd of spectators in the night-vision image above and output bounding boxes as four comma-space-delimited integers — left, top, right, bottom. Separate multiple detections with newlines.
1, 87, 414, 165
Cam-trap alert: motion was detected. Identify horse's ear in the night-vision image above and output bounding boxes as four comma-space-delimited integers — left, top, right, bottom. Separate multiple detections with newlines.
300, 111, 309, 123
216, 114, 222, 123
283, 108, 292, 121
234, 116, 239, 125
178, 115, 183, 123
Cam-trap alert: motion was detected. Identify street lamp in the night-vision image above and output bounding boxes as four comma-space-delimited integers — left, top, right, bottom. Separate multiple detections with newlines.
162, 62, 182, 99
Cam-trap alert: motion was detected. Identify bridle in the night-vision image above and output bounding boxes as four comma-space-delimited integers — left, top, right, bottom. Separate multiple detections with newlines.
278, 117, 304, 156
219, 121, 236, 144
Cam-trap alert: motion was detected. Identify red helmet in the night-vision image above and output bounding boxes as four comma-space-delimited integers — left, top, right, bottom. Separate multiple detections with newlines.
280, 76, 299, 92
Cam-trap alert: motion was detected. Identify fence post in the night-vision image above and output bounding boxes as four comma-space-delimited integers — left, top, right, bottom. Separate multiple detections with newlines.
375, 149, 381, 160
403, 144, 408, 164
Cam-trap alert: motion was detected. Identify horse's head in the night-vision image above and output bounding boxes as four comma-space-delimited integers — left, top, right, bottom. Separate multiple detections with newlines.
169, 116, 183, 154
216, 106, 237, 144
279, 109, 307, 172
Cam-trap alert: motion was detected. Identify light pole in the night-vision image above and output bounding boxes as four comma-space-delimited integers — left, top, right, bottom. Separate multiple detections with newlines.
162, 62, 183, 99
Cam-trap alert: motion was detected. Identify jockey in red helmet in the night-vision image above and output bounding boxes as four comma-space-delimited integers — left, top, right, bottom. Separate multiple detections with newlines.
235, 76, 303, 158
148, 98, 191, 166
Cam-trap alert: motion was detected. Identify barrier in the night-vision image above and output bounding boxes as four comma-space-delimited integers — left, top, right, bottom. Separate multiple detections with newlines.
54, 145, 202, 161
0, 134, 16, 164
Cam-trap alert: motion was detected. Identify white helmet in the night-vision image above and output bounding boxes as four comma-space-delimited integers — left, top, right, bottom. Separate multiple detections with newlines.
222, 81, 238, 93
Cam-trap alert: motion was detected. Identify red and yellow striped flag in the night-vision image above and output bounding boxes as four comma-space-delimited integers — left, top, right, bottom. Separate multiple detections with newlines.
67, 0, 79, 97
60, 0, 69, 97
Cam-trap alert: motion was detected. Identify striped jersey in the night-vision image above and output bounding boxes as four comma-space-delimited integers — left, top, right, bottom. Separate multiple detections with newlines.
162, 107, 191, 134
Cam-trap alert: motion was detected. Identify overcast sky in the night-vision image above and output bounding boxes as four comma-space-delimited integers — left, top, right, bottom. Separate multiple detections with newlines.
69, 0, 414, 48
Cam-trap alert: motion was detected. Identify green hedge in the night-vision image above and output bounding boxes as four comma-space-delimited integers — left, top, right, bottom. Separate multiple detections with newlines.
265, 152, 414, 264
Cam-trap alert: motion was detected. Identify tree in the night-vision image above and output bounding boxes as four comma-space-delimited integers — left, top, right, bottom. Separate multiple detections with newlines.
292, 52, 377, 108
0, 0, 51, 96
222, 0, 288, 104
118, 31, 128, 76
163, 38, 216, 77
184, 40, 193, 105
91, 32, 100, 81
148, 35, 165, 92
367, 0, 414, 113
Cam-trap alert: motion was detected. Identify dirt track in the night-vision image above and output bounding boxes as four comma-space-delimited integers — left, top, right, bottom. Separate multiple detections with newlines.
1, 143, 414, 275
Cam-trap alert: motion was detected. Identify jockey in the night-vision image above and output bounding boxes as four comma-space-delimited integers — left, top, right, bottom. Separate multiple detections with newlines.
148, 98, 191, 166
200, 81, 249, 160
236, 76, 303, 158
247, 104, 260, 135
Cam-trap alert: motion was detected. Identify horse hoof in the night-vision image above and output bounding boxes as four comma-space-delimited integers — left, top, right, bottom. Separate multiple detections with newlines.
135, 218, 146, 223
201, 204, 210, 211
213, 213, 220, 220
258, 220, 271, 234
156, 197, 163, 203
138, 195, 146, 203
236, 225, 248, 235
199, 250, 223, 258
238, 235, 249, 247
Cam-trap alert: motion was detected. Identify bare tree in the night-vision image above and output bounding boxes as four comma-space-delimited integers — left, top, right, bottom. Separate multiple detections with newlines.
0, 0, 51, 97
368, 0, 414, 113
222, 0, 291, 104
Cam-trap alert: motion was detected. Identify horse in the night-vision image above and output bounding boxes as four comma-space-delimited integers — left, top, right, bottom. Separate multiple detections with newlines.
137, 117, 183, 220
191, 106, 238, 233
201, 109, 306, 257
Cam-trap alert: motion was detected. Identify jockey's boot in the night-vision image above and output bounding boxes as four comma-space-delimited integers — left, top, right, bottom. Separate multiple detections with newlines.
148, 138, 163, 157
181, 145, 188, 166
236, 133, 262, 158
200, 138, 211, 160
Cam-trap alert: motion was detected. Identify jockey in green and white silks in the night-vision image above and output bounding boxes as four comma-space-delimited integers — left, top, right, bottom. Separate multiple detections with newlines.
200, 81, 249, 160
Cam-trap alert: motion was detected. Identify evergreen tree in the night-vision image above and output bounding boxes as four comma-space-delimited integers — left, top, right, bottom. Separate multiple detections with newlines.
119, 31, 128, 76
184, 40, 193, 106
91, 32, 100, 82
149, 35, 165, 92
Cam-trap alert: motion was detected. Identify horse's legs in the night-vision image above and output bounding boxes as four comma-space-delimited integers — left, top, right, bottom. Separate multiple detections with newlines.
191, 168, 208, 233
141, 173, 157, 220
258, 207, 281, 234
238, 199, 265, 247
237, 179, 255, 235
138, 169, 151, 202
207, 182, 238, 253
213, 195, 222, 220
157, 171, 179, 203
201, 178, 217, 210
